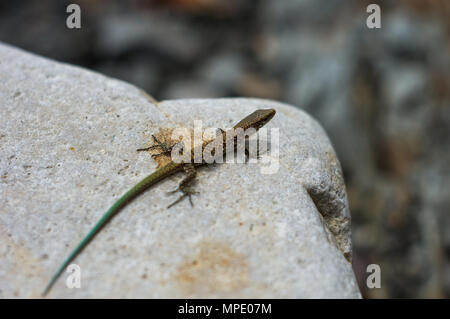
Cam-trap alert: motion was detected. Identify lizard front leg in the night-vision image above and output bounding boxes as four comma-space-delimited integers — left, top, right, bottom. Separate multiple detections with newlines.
167, 163, 199, 208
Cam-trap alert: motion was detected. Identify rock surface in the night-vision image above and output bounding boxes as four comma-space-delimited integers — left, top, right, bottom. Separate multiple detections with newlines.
0, 43, 360, 298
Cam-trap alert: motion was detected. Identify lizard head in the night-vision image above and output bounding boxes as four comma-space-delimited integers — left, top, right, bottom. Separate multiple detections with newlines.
232, 108, 276, 131
250, 108, 276, 130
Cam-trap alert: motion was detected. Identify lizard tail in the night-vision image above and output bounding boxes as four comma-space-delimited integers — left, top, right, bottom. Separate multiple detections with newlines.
42, 188, 135, 297
42, 162, 180, 297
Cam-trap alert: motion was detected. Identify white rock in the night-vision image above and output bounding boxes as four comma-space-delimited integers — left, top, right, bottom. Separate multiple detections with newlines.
0, 43, 360, 298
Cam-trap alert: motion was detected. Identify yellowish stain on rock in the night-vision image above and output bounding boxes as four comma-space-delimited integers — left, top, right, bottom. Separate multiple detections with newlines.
175, 241, 249, 297
0, 225, 43, 298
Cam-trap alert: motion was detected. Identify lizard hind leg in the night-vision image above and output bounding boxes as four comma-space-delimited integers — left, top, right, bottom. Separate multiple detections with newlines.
137, 134, 176, 159
167, 164, 199, 208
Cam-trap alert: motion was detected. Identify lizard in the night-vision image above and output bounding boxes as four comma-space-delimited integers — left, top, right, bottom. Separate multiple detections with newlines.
42, 108, 276, 297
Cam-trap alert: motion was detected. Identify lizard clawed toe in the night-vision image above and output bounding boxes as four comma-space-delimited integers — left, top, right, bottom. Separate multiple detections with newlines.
137, 145, 160, 152
167, 186, 199, 208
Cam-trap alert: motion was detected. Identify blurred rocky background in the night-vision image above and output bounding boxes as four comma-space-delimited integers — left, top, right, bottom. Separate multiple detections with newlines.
0, 0, 449, 298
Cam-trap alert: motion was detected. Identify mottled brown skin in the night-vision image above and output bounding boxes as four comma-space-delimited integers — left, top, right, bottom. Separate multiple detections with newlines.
43, 108, 276, 296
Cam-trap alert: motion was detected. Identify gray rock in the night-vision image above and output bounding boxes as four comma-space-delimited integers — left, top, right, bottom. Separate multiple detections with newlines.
0, 43, 360, 298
